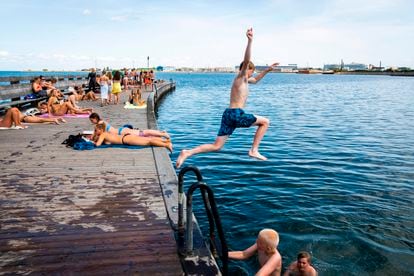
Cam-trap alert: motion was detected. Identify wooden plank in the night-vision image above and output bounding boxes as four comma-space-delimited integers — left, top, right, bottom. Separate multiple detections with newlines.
0, 84, 184, 275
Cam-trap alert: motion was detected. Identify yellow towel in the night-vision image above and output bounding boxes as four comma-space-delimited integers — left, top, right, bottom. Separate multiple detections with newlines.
124, 102, 147, 109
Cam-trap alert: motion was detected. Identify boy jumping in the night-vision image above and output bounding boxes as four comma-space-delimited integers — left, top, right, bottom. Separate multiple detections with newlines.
176, 28, 278, 168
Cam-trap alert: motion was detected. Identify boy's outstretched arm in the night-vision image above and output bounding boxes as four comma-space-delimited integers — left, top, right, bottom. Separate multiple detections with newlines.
248, 62, 279, 84
239, 28, 253, 77
228, 243, 257, 260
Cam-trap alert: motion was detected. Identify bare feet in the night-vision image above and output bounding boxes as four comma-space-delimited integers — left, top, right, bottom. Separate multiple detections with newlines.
176, 149, 190, 169
166, 141, 173, 153
53, 119, 60, 125
59, 118, 67, 123
248, 149, 268, 161
161, 131, 170, 139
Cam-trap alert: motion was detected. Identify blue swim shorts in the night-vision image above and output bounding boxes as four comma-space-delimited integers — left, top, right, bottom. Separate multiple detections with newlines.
217, 108, 257, 136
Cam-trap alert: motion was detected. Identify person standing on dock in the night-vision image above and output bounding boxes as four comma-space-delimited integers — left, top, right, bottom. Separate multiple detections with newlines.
176, 28, 278, 168
87, 68, 98, 92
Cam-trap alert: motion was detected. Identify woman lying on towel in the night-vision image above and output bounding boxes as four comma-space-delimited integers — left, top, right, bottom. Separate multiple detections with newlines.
93, 123, 173, 152
47, 89, 93, 116
19, 107, 66, 124
0, 107, 66, 128
89, 113, 170, 139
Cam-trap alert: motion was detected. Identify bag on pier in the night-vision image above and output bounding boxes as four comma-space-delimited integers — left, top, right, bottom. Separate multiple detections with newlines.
62, 134, 83, 148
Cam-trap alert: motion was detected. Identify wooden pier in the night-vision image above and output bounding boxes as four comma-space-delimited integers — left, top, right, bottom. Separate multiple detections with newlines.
0, 83, 184, 274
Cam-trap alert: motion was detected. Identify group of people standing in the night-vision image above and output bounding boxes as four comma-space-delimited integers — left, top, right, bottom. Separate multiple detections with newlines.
88, 68, 155, 107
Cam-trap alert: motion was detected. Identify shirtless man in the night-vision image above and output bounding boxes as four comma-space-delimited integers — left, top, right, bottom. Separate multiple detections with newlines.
283, 252, 317, 276
93, 123, 173, 152
176, 28, 278, 168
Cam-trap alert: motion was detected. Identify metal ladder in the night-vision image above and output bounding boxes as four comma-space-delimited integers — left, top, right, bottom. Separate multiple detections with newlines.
177, 166, 229, 275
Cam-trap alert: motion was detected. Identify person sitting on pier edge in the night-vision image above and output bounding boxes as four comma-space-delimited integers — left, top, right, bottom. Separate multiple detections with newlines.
89, 112, 169, 139
283, 251, 317, 276
32, 76, 48, 97
47, 89, 93, 116
229, 228, 282, 276
93, 123, 173, 152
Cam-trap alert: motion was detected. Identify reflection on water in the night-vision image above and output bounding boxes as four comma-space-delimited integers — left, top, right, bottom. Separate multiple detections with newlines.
156, 72, 414, 275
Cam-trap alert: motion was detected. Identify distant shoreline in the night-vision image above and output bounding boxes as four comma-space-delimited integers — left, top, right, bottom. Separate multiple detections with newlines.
334, 71, 414, 77
1, 70, 413, 77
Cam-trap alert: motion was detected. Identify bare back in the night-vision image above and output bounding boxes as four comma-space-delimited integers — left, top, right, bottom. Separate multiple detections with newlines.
100, 132, 122, 145
230, 73, 249, 108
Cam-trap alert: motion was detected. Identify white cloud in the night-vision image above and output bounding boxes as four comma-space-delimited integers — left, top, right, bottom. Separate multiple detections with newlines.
110, 15, 128, 22
83, 9, 91, 15
0, 50, 9, 57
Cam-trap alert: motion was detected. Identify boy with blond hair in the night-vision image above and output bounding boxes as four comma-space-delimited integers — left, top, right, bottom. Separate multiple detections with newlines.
229, 228, 282, 276
176, 28, 278, 168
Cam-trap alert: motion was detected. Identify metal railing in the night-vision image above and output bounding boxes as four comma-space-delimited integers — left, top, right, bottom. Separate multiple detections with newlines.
177, 166, 229, 275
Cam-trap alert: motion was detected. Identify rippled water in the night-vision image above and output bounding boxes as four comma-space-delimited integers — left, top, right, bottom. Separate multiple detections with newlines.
156, 72, 414, 275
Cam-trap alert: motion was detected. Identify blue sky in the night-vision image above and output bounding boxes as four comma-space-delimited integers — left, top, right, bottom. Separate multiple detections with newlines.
0, 0, 413, 70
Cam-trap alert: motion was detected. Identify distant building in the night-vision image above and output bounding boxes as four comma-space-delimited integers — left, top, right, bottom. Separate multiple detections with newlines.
368, 64, 385, 71
324, 62, 367, 71
234, 64, 298, 72
163, 66, 176, 72
273, 64, 298, 72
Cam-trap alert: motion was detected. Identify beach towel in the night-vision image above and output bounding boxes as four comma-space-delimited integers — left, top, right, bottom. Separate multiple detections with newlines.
39, 113, 90, 118
72, 139, 145, 150
124, 102, 147, 109
0, 125, 27, 130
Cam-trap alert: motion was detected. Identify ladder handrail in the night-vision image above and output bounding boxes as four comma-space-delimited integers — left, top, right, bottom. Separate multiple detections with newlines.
177, 166, 203, 249
186, 181, 229, 275
177, 166, 229, 275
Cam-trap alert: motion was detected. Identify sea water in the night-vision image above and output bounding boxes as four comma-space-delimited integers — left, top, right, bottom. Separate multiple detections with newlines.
156, 72, 414, 275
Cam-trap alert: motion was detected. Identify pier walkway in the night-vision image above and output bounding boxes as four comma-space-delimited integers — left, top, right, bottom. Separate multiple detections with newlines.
0, 83, 184, 274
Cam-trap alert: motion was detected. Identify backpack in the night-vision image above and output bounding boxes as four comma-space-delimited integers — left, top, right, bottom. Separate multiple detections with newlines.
62, 134, 84, 148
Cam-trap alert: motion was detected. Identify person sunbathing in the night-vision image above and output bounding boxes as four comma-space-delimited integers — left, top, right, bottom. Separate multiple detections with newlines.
19, 108, 66, 124
89, 112, 170, 139
93, 123, 173, 152
47, 89, 93, 116
0, 107, 26, 129
75, 85, 97, 101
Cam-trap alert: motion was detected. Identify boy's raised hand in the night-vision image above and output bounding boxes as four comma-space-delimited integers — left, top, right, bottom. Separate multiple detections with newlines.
246, 28, 253, 41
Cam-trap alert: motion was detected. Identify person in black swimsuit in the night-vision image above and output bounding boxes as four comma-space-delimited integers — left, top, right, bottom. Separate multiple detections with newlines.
87, 68, 98, 92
